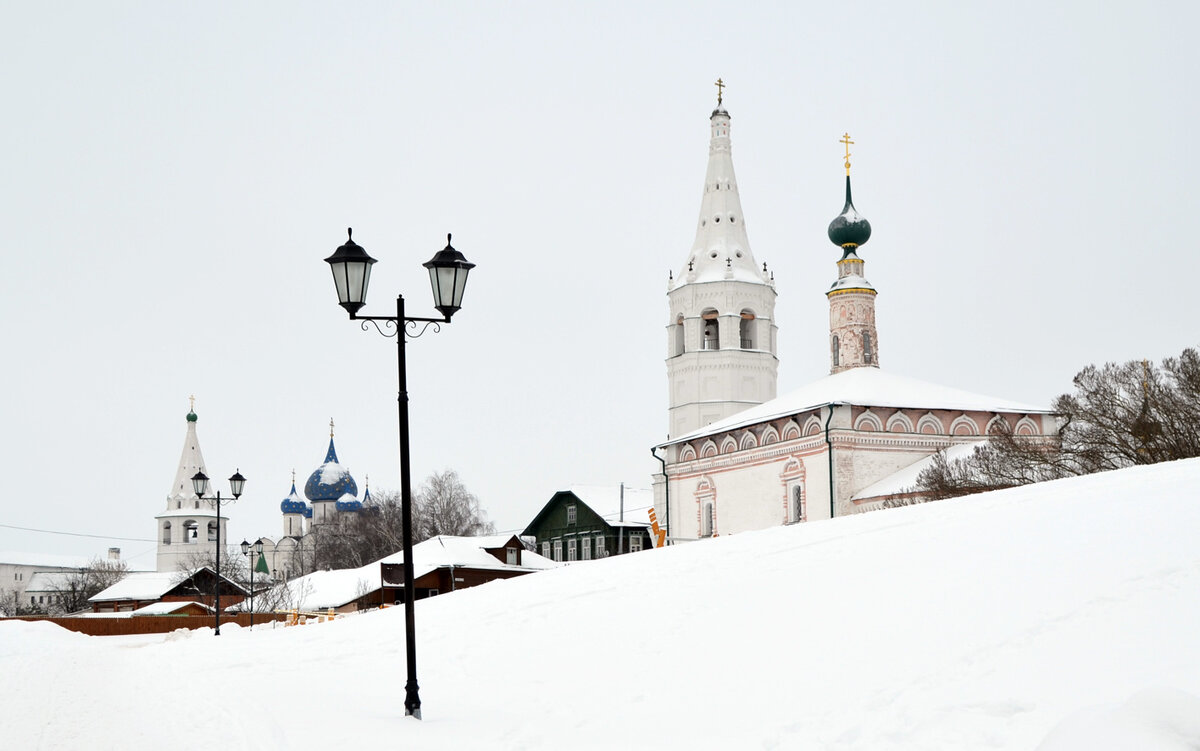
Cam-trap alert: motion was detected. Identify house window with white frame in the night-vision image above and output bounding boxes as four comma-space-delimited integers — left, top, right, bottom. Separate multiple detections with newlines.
567, 538, 577, 561
552, 539, 562, 562
581, 537, 591, 560
630, 534, 643, 553
566, 504, 577, 525
595, 535, 606, 557
541, 541, 550, 558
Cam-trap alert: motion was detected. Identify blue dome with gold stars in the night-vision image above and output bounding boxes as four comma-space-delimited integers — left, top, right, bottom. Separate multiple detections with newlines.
304, 437, 358, 502
280, 481, 309, 515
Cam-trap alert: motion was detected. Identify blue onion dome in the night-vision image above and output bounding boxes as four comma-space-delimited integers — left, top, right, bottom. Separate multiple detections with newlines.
336, 493, 363, 513
304, 506, 313, 519
827, 176, 872, 253
280, 481, 308, 515
304, 437, 358, 502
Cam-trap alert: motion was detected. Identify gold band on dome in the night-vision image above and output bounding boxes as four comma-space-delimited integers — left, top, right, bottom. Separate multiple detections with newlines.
827, 288, 878, 297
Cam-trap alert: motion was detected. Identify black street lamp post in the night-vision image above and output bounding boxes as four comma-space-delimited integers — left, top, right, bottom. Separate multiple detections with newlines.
241, 538, 265, 630
191, 469, 246, 636
324, 228, 474, 720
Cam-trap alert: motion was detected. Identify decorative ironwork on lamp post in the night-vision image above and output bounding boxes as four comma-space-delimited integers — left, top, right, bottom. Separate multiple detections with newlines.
324, 228, 474, 720
190, 469, 246, 636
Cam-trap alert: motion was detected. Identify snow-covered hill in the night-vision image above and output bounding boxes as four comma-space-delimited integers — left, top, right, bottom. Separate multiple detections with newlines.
4, 459, 1200, 750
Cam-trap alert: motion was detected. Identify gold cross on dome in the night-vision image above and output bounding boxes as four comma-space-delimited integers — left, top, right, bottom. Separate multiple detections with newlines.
715, 78, 725, 105
329, 418, 335, 438
189, 394, 195, 411
840, 132, 854, 175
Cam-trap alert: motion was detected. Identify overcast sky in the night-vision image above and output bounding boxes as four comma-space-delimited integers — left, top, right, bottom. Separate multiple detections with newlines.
2, 1, 1196, 568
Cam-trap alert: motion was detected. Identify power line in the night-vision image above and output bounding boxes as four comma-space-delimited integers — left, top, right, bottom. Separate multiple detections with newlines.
0, 522, 154, 543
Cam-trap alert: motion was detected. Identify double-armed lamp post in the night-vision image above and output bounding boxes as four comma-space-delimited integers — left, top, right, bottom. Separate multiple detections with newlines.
190, 469, 246, 636
324, 228, 474, 720
240, 537, 265, 629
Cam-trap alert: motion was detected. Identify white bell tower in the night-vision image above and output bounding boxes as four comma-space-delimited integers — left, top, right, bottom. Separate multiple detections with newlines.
155, 398, 227, 572
666, 82, 778, 438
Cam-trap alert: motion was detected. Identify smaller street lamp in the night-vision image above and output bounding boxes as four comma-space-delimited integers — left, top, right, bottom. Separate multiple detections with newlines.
191, 469, 246, 636
241, 538, 265, 630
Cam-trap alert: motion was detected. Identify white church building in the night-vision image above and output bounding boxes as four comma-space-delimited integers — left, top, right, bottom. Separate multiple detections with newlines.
157, 406, 367, 579
651, 91, 1056, 542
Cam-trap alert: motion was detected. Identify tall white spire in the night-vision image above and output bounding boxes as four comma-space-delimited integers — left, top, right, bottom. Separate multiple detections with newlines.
167, 399, 208, 504
666, 86, 778, 438
673, 102, 770, 288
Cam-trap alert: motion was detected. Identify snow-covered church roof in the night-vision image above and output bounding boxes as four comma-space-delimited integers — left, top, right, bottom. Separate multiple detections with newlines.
663, 367, 1052, 446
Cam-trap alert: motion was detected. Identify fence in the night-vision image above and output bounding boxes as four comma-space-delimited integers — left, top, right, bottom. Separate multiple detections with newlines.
2, 613, 291, 637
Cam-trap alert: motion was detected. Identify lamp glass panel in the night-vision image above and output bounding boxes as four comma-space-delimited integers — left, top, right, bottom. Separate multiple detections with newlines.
434, 267, 458, 309
452, 267, 470, 307
345, 260, 370, 306
329, 263, 349, 304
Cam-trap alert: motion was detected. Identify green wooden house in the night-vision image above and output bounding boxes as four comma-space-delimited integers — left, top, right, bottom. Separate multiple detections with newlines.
522, 486, 654, 563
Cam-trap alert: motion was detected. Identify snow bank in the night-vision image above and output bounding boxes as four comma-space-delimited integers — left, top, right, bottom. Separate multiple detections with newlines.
2, 458, 1198, 749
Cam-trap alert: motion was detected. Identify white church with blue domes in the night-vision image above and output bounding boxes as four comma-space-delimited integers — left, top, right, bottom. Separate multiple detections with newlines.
157, 407, 369, 580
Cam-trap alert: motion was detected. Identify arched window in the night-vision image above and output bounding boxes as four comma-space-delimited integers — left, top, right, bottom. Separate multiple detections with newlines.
207, 520, 218, 542
740, 310, 756, 349
162, 521, 172, 545
832, 335, 840, 367
701, 309, 720, 350
863, 331, 873, 364
702, 503, 714, 537
792, 485, 804, 523
673, 314, 685, 356
184, 520, 198, 542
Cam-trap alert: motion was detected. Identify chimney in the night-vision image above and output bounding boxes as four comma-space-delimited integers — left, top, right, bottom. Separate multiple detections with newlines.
108, 547, 121, 561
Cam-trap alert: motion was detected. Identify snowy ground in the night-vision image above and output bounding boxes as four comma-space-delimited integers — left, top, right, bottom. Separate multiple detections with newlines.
3, 459, 1199, 750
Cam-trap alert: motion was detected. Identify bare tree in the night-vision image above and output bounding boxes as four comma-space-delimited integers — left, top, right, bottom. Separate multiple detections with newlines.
0, 588, 40, 617
48, 557, 130, 614
305, 470, 495, 571
908, 347, 1200, 501
414, 469, 496, 539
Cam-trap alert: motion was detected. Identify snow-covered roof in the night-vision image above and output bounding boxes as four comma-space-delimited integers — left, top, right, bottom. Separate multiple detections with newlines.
89, 567, 245, 602
851, 441, 987, 501
0, 552, 91, 569
664, 367, 1053, 446
132, 600, 213, 616
828, 272, 876, 293
90, 571, 187, 602
376, 536, 559, 573
283, 536, 559, 610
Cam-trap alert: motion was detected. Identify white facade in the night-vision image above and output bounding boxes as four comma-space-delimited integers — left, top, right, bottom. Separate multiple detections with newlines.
653, 119, 1058, 541
666, 102, 778, 439
155, 408, 228, 572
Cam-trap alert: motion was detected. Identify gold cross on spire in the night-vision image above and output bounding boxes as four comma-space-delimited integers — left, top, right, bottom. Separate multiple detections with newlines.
840, 132, 854, 176
715, 77, 725, 106
188, 394, 195, 412
291, 468, 296, 484
329, 417, 335, 439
